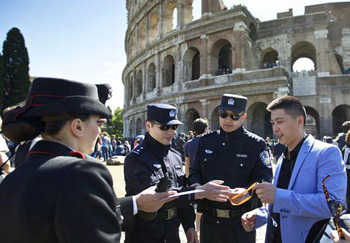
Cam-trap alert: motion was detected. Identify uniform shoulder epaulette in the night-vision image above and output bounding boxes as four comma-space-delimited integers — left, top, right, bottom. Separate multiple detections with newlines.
69, 151, 85, 159
170, 147, 181, 156
131, 145, 146, 156
201, 130, 218, 138
244, 130, 264, 142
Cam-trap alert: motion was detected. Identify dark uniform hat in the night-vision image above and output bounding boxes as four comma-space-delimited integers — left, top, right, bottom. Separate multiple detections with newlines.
219, 94, 247, 113
2, 77, 111, 125
147, 104, 183, 125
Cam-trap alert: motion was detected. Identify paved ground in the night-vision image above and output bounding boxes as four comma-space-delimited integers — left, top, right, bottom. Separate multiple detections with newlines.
106, 156, 266, 242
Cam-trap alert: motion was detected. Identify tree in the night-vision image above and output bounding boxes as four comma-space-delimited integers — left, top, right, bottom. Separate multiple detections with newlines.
0, 55, 4, 113
2, 27, 30, 109
109, 107, 124, 138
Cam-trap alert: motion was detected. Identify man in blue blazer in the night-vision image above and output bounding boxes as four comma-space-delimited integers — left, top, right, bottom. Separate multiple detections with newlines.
241, 96, 347, 243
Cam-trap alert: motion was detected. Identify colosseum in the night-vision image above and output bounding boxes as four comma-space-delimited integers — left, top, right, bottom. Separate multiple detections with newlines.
122, 0, 350, 140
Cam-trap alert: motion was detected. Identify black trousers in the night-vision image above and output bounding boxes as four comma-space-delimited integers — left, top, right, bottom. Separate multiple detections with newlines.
200, 213, 256, 243
125, 216, 181, 243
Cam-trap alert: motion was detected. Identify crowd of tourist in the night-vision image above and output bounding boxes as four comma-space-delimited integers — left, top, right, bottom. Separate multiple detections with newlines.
0, 78, 349, 243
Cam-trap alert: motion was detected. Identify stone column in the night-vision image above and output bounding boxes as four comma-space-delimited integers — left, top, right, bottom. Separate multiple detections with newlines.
158, 2, 164, 38
142, 62, 147, 100
136, 23, 140, 56
315, 29, 332, 74
233, 21, 249, 70
124, 76, 129, 108
200, 34, 208, 77
146, 13, 150, 46
200, 99, 208, 119
175, 43, 182, 92
155, 51, 162, 95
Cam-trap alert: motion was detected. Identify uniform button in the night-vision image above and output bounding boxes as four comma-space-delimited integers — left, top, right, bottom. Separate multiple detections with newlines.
222, 143, 225, 146
216, 221, 220, 224
204, 159, 207, 161
240, 164, 243, 167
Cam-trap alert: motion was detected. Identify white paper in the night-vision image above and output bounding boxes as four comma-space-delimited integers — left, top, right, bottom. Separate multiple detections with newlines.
168, 189, 205, 198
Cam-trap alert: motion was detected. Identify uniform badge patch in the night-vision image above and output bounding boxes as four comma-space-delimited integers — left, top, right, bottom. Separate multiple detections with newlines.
169, 110, 176, 118
153, 163, 161, 169
228, 98, 234, 106
259, 151, 271, 166
205, 149, 213, 154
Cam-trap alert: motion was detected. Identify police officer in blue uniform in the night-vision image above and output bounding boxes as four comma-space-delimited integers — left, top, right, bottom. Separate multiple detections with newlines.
124, 104, 232, 243
189, 94, 273, 243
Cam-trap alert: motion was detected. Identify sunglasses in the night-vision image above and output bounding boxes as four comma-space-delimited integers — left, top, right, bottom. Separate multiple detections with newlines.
218, 110, 243, 121
229, 182, 257, 206
230, 182, 278, 227
152, 121, 178, 131
322, 175, 347, 240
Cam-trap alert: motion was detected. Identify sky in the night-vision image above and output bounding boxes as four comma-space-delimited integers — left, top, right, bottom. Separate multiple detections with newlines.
0, 0, 349, 110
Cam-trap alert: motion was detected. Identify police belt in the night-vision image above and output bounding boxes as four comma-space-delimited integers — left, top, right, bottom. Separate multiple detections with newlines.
157, 207, 177, 221
203, 204, 247, 218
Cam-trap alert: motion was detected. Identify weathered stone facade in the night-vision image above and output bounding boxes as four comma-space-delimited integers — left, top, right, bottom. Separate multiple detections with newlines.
122, 0, 350, 140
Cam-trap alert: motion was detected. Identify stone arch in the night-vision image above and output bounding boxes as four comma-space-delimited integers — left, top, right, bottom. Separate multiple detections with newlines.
139, 18, 147, 49
149, 12, 159, 43
305, 106, 320, 139
335, 53, 344, 73
183, 47, 200, 81
249, 22, 258, 41
147, 63, 156, 92
332, 105, 350, 135
184, 108, 200, 132
136, 70, 143, 97
163, 1, 177, 33
162, 55, 175, 87
210, 39, 233, 75
291, 41, 317, 72
210, 106, 220, 131
136, 118, 143, 135
261, 48, 279, 68
247, 102, 271, 138
128, 75, 134, 102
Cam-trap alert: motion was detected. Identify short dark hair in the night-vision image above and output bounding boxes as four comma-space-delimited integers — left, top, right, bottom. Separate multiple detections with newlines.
42, 114, 90, 136
342, 121, 350, 132
266, 96, 307, 127
346, 130, 350, 144
193, 118, 208, 136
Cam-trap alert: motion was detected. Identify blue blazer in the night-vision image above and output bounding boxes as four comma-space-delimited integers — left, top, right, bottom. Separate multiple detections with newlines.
255, 135, 347, 243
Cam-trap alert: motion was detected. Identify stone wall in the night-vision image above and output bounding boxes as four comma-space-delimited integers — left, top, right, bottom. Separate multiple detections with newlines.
123, 0, 350, 140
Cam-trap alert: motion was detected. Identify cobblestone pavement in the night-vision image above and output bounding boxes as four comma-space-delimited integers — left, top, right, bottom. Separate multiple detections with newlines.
107, 156, 266, 242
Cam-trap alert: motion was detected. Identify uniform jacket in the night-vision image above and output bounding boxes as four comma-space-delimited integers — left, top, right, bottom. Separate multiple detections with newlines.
0, 140, 133, 243
254, 135, 347, 243
123, 132, 195, 241
189, 127, 272, 210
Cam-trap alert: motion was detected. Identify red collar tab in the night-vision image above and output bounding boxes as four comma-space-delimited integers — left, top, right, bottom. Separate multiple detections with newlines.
69, 151, 85, 159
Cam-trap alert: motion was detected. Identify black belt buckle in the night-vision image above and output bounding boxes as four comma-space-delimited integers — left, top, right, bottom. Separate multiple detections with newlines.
166, 207, 177, 220
216, 209, 231, 218
159, 207, 177, 220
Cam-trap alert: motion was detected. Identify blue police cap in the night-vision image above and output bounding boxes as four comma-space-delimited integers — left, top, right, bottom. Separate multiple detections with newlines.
219, 94, 247, 113
147, 104, 183, 125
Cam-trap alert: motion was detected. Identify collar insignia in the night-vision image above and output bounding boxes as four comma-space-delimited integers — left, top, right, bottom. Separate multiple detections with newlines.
153, 163, 161, 169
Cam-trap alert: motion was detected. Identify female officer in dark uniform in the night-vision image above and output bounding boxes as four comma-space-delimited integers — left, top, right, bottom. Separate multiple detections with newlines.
0, 78, 174, 243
